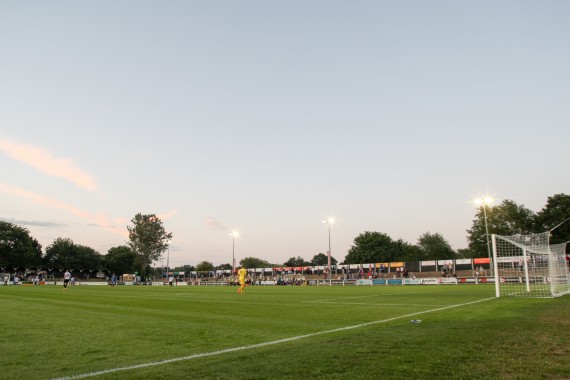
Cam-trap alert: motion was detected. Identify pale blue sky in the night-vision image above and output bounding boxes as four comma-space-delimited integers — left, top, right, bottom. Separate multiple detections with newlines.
1, 1, 568, 267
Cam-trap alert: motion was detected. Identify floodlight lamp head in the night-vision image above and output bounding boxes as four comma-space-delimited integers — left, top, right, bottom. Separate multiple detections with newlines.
473, 196, 493, 207
230, 230, 240, 238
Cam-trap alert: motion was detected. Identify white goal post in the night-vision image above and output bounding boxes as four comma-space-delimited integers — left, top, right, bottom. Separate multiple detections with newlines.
492, 231, 570, 298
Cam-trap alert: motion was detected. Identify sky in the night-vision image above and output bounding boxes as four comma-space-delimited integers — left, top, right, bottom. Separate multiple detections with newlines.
1, 1, 569, 268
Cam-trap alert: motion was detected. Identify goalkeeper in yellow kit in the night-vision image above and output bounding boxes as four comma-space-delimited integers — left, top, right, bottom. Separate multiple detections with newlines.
237, 266, 247, 295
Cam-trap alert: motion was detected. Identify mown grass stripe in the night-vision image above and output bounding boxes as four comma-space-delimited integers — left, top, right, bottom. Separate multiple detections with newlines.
51, 297, 495, 380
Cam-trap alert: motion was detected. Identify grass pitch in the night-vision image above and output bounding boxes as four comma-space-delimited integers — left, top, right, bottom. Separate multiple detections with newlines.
1, 284, 569, 379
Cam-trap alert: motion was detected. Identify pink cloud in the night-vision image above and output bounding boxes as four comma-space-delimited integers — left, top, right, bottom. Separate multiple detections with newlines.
158, 210, 178, 221
114, 217, 129, 226
0, 139, 97, 191
0, 182, 126, 237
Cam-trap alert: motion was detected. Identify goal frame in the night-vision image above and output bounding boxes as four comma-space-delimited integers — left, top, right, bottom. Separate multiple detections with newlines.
492, 232, 570, 298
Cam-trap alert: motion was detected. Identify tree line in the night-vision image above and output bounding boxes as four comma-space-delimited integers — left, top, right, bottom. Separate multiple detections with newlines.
345, 194, 569, 264
1, 194, 568, 277
0, 213, 172, 278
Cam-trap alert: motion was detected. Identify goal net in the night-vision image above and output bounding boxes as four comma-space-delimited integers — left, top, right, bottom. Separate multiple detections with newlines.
492, 232, 570, 298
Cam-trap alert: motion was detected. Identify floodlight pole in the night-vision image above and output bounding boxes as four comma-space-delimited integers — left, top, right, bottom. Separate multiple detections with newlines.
230, 230, 239, 282
166, 245, 170, 280
474, 196, 494, 277
327, 223, 331, 280
323, 218, 334, 280
482, 203, 493, 276
232, 236, 235, 281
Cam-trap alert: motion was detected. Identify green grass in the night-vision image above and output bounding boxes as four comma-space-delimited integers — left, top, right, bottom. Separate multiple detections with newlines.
1, 284, 569, 380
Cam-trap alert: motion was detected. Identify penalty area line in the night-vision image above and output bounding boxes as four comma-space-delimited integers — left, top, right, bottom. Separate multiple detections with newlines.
51, 297, 495, 380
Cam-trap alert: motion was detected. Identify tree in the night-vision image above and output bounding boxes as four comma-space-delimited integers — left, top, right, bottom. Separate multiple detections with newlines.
284, 256, 311, 267
456, 248, 478, 259
344, 231, 394, 264
183, 264, 196, 271
127, 213, 172, 278
171, 266, 189, 276
0, 221, 43, 270
74, 244, 103, 271
43, 237, 102, 270
181, 264, 196, 276
196, 261, 214, 272
43, 237, 74, 269
387, 238, 421, 262
417, 232, 457, 260
240, 257, 272, 269
536, 193, 570, 245
311, 253, 337, 266
467, 199, 535, 256
105, 246, 138, 275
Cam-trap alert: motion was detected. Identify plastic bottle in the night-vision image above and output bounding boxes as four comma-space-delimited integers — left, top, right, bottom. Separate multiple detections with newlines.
410, 319, 422, 324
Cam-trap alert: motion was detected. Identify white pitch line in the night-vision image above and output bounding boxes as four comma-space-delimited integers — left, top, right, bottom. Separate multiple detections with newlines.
307, 301, 448, 307
50, 297, 495, 380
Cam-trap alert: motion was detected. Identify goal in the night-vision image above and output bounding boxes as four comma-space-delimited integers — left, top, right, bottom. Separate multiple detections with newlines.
492, 231, 570, 298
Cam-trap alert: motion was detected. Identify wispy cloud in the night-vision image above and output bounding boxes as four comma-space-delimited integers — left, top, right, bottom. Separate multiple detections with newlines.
0, 182, 126, 237
0, 182, 178, 240
204, 216, 227, 232
0, 139, 97, 191
158, 210, 178, 221
0, 217, 65, 228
